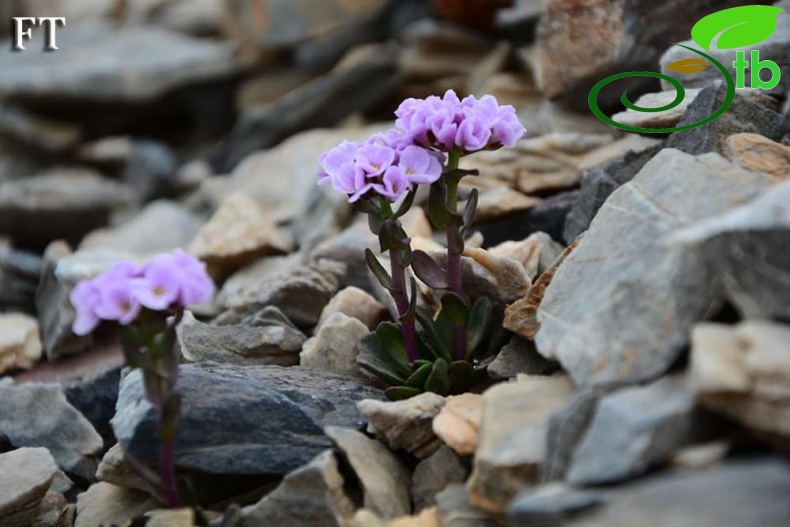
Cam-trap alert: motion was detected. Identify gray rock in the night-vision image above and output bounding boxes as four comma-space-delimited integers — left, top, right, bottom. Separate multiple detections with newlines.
0, 447, 60, 527
63, 365, 122, 449
567, 375, 709, 486
467, 375, 575, 513
412, 445, 468, 512
666, 83, 785, 156
0, 21, 238, 102
488, 337, 560, 381
0, 104, 81, 152
535, 148, 772, 388
674, 180, 790, 320
0, 382, 103, 479
563, 144, 663, 243
325, 426, 411, 520
508, 484, 606, 527
660, 2, 790, 96
0, 242, 41, 313
435, 484, 500, 527
96, 443, 159, 498
565, 458, 790, 527
121, 141, 180, 203
690, 321, 790, 447
223, 259, 345, 327
0, 168, 132, 251
316, 286, 388, 331
237, 450, 355, 527
358, 393, 446, 460
309, 222, 377, 292
300, 313, 369, 373
80, 200, 203, 255
542, 390, 600, 483
111, 362, 382, 476
212, 44, 398, 172
178, 309, 306, 366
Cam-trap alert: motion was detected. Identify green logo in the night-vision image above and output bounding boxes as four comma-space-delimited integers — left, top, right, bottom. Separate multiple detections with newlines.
589, 5, 785, 134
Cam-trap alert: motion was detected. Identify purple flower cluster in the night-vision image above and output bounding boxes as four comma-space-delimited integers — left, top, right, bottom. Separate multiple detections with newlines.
318, 136, 444, 203
70, 250, 215, 336
395, 90, 526, 153
318, 90, 525, 203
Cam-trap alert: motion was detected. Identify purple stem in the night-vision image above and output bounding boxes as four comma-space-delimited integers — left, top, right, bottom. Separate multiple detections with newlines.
390, 247, 420, 363
159, 432, 182, 508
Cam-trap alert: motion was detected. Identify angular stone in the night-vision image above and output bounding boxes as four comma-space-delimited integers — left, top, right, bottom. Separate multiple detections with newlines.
97, 443, 159, 497
316, 286, 388, 331
535, 149, 772, 388
0, 169, 131, 251
674, 180, 790, 320
459, 247, 531, 304
563, 144, 663, 243
473, 187, 541, 222
565, 459, 790, 527
112, 362, 382, 475
300, 313, 369, 374
567, 375, 706, 485
432, 393, 484, 456
62, 363, 123, 449
0, 448, 59, 527
534, 0, 765, 110
508, 484, 606, 527
220, 254, 302, 307
389, 507, 442, 527
488, 232, 564, 281
0, 21, 238, 102
0, 313, 42, 374
188, 193, 290, 276
488, 337, 560, 381
325, 426, 411, 520
690, 321, 790, 446
74, 483, 159, 527
0, 104, 81, 153
177, 309, 306, 366
666, 84, 785, 157
223, 259, 345, 327
358, 393, 446, 459
612, 89, 701, 129
238, 450, 355, 527
0, 241, 41, 312
412, 445, 468, 512
435, 484, 500, 527
0, 382, 102, 479
144, 508, 195, 527
80, 200, 203, 255
725, 133, 790, 182
467, 375, 575, 513
542, 390, 599, 483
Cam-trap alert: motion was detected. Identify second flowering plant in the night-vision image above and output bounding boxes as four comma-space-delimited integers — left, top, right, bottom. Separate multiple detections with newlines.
318, 90, 525, 400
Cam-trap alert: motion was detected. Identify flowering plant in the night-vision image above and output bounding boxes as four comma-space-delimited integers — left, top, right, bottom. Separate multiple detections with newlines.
318, 90, 525, 399
71, 249, 215, 507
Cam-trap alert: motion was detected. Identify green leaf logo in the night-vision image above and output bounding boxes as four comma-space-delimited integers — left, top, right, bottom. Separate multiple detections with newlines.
692, 5, 784, 51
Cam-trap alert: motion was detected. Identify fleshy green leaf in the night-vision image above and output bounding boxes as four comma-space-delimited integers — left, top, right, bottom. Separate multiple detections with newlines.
427, 183, 451, 229
416, 307, 452, 363
393, 189, 416, 219
405, 361, 433, 389
365, 249, 395, 291
411, 250, 449, 289
448, 361, 474, 394
385, 386, 422, 401
460, 188, 478, 234
465, 297, 492, 359
440, 293, 470, 326
375, 322, 411, 371
691, 6, 784, 51
425, 358, 451, 395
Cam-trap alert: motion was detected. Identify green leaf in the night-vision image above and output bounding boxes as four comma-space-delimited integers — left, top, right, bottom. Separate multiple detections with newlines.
357, 352, 408, 386
405, 361, 434, 389
416, 307, 452, 363
399, 277, 418, 324
465, 296, 492, 360
385, 386, 422, 401
426, 183, 451, 229
440, 293, 470, 326
365, 249, 395, 291
448, 360, 474, 394
691, 6, 784, 51
375, 323, 411, 372
425, 358, 451, 395
393, 189, 416, 219
460, 188, 478, 234
411, 250, 449, 289
368, 212, 385, 236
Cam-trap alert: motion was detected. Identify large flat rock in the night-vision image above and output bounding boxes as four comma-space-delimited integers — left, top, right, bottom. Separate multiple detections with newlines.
534, 148, 772, 388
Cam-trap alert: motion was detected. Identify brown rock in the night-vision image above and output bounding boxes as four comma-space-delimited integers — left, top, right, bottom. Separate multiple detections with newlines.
473, 187, 541, 222
74, 483, 160, 527
489, 232, 564, 281
188, 193, 290, 276
725, 133, 790, 182
432, 393, 484, 456
317, 286, 388, 331
390, 507, 443, 527
467, 375, 575, 513
504, 238, 579, 340
0, 313, 42, 374
358, 393, 446, 459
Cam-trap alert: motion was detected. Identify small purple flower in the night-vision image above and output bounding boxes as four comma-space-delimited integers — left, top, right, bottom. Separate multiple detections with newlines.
169, 250, 215, 306
70, 279, 101, 336
398, 145, 443, 185
132, 255, 181, 310
373, 166, 410, 201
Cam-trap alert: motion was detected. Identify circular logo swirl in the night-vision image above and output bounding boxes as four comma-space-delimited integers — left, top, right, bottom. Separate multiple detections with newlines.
588, 44, 735, 134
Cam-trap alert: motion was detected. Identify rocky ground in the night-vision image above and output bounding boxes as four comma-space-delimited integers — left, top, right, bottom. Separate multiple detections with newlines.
0, 0, 789, 526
